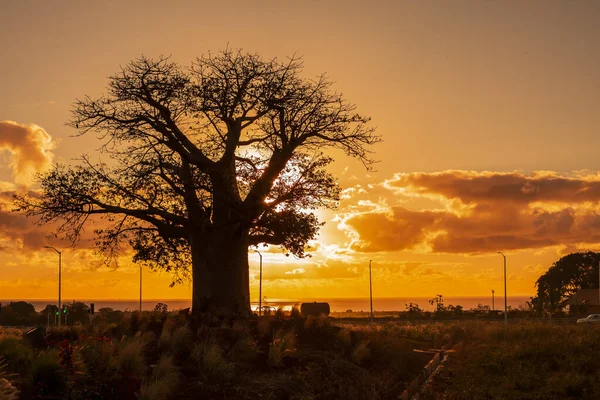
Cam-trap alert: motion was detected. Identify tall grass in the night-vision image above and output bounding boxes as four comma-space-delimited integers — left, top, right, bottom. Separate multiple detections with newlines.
139, 354, 180, 400
423, 322, 600, 399
0, 357, 19, 400
0, 310, 468, 399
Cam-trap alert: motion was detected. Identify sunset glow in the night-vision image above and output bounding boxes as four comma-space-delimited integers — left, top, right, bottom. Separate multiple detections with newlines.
2, 1, 600, 305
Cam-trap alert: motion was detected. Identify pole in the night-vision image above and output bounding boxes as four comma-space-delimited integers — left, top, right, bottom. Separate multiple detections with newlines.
44, 246, 62, 327
492, 289, 495, 311
598, 260, 600, 307
140, 265, 142, 313
498, 252, 507, 324
369, 260, 373, 323
59, 251, 62, 327
258, 251, 263, 317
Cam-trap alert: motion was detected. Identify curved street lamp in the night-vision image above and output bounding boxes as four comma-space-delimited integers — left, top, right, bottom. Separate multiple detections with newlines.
44, 246, 62, 327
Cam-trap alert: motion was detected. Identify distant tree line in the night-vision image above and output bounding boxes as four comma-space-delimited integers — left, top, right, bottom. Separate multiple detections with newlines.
0, 301, 171, 326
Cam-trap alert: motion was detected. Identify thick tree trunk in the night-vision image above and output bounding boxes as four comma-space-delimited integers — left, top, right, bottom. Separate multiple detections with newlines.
190, 229, 251, 318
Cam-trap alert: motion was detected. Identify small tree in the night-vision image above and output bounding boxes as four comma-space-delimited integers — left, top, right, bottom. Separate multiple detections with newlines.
429, 294, 444, 312
154, 303, 168, 313
405, 302, 422, 317
66, 301, 91, 324
16, 49, 379, 317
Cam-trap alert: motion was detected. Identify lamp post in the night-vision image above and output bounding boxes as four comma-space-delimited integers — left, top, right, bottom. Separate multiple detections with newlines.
369, 260, 373, 323
139, 265, 142, 313
498, 252, 507, 324
491, 289, 495, 311
44, 246, 62, 327
255, 250, 263, 316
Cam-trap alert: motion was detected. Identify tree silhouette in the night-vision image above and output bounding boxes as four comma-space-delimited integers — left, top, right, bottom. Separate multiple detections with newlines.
429, 294, 444, 312
533, 252, 600, 317
16, 49, 379, 317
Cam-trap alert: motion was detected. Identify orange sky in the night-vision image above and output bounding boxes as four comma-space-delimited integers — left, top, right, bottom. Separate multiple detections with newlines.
1, 1, 600, 302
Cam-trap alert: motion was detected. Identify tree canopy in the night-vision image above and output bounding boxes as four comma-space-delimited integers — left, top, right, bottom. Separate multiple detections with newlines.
533, 252, 600, 316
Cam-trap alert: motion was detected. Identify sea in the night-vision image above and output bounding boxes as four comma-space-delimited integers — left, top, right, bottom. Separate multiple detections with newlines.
2, 296, 532, 313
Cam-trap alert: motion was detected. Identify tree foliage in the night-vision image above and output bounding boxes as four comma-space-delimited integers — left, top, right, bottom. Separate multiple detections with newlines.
533, 252, 600, 316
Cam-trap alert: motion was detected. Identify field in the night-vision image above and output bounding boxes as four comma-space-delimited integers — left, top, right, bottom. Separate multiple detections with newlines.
0, 310, 457, 400
2, 313, 600, 400
422, 321, 600, 400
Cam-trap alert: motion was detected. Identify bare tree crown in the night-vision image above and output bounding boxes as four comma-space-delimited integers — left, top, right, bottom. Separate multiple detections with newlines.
17, 49, 379, 283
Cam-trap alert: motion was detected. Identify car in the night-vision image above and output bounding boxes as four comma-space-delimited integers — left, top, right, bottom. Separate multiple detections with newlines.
576, 314, 600, 323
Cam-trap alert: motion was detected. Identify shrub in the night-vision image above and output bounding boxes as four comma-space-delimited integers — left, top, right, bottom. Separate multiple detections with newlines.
169, 325, 192, 361
79, 336, 113, 374
32, 349, 66, 398
0, 357, 19, 400
158, 318, 177, 351
290, 306, 302, 320
202, 343, 233, 381
228, 337, 260, 364
139, 354, 180, 400
304, 315, 331, 331
351, 340, 371, 366
117, 340, 145, 379
337, 328, 352, 349
0, 336, 33, 375
268, 329, 296, 368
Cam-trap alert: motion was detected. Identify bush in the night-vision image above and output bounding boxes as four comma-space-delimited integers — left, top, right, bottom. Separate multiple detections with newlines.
202, 343, 233, 381
32, 349, 66, 398
169, 325, 192, 361
0, 357, 19, 400
0, 337, 33, 375
79, 335, 113, 374
268, 329, 297, 368
139, 354, 179, 400
117, 340, 145, 379
228, 337, 259, 364
351, 340, 371, 366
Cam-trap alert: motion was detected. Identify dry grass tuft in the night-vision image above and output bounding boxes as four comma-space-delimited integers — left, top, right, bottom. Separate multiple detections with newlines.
117, 340, 145, 379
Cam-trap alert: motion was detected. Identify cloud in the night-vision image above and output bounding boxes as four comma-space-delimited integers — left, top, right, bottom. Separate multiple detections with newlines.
340, 170, 600, 254
0, 120, 55, 185
386, 170, 600, 205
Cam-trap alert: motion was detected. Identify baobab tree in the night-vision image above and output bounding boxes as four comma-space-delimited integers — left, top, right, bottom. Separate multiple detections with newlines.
17, 49, 379, 317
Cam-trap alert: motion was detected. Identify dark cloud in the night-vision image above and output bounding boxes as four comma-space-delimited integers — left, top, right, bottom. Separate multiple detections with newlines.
387, 171, 600, 205
343, 171, 600, 254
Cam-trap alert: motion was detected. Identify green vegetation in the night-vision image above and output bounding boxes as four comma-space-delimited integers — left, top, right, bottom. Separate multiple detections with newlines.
423, 321, 600, 400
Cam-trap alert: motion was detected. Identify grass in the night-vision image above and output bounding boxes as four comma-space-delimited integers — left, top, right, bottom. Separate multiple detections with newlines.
422, 321, 600, 400
11, 310, 582, 399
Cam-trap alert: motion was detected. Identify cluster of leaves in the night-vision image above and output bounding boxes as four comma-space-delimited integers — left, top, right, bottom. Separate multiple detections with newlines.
532, 252, 600, 316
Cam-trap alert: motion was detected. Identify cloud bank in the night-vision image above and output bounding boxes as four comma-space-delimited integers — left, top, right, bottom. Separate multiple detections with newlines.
0, 120, 54, 185
341, 171, 600, 254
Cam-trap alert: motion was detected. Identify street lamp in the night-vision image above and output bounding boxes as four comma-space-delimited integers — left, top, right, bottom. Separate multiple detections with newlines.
491, 289, 495, 311
139, 265, 142, 313
369, 260, 373, 323
254, 250, 263, 316
498, 252, 507, 324
44, 246, 62, 327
